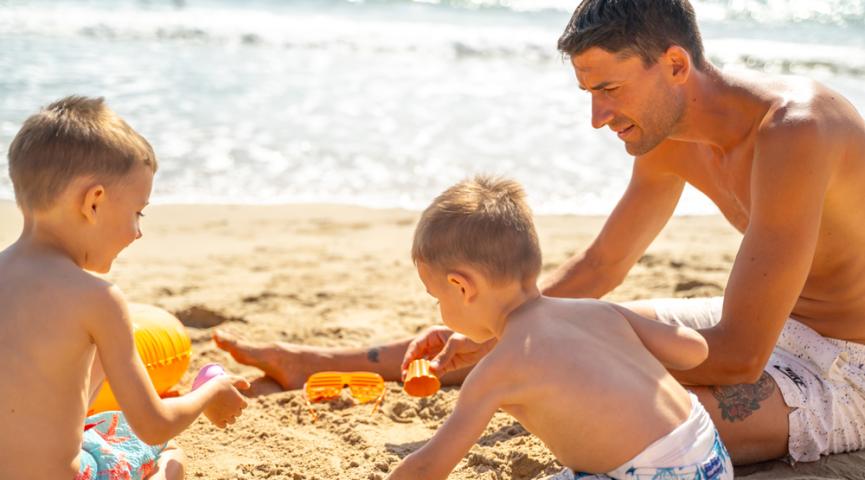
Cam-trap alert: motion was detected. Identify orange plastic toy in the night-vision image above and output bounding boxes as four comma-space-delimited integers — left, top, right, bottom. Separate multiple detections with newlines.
304, 371, 386, 421
403, 359, 440, 397
88, 303, 191, 414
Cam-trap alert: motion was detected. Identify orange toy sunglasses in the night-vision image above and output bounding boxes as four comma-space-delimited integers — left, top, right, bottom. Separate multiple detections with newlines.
303, 371, 386, 421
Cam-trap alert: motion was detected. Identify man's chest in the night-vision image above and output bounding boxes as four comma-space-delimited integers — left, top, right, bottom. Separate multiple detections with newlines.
672, 144, 755, 233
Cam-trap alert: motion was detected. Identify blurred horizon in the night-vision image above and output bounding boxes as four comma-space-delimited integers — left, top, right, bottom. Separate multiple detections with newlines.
1, 0, 863, 214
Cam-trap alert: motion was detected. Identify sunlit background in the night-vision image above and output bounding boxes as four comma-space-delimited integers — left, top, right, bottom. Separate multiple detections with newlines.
1, 0, 863, 214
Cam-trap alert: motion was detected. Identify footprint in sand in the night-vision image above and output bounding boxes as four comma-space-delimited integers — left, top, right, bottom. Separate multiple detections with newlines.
175, 306, 239, 329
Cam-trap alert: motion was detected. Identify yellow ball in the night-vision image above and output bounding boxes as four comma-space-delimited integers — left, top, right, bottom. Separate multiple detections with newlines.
89, 303, 191, 414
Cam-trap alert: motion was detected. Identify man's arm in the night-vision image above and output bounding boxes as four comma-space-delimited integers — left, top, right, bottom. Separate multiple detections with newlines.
675, 116, 836, 385
541, 146, 685, 298
388, 364, 502, 480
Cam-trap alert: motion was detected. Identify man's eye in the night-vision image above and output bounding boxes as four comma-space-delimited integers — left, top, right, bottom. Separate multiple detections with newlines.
605, 86, 619, 92
137, 212, 146, 218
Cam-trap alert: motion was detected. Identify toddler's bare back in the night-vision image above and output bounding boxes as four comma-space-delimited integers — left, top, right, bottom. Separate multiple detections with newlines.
487, 298, 693, 473
0, 247, 105, 479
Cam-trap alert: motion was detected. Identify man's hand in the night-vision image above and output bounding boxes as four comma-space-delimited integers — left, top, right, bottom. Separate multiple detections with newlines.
401, 326, 495, 379
202, 375, 250, 428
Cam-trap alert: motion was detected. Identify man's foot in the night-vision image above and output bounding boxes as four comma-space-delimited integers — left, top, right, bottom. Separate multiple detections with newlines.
212, 330, 327, 390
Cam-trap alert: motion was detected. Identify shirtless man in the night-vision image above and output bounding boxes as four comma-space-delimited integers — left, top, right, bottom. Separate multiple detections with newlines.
215, 0, 865, 466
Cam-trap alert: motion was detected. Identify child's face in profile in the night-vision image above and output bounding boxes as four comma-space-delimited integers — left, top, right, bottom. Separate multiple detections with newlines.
417, 261, 490, 341
85, 165, 153, 273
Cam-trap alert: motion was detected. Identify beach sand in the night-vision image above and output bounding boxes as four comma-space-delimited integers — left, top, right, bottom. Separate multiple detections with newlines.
1, 201, 863, 479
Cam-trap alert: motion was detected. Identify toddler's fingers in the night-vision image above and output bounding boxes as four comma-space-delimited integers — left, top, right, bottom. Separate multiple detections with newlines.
401, 339, 427, 373
430, 340, 457, 375
400, 344, 417, 373
231, 377, 251, 390
404, 328, 450, 368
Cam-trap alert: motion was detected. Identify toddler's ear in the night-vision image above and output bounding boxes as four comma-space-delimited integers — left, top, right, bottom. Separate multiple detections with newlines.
81, 184, 106, 224
447, 271, 478, 303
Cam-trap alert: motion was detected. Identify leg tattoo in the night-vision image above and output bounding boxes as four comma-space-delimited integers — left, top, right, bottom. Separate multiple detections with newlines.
711, 371, 776, 422
367, 347, 381, 363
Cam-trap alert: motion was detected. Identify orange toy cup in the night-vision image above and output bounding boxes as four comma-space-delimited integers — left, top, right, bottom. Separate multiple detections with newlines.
403, 359, 441, 397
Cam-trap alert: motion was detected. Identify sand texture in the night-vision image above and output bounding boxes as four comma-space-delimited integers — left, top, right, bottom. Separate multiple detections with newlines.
1, 202, 863, 479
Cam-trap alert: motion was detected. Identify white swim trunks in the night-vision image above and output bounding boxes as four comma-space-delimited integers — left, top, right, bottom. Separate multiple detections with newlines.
550, 393, 733, 479
653, 296, 865, 462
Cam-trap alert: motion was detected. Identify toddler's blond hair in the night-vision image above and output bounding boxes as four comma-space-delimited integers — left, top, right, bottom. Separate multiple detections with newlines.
8, 96, 157, 211
412, 176, 542, 284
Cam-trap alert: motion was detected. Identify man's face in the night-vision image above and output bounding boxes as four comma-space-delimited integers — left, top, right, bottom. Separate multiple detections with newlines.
571, 47, 684, 156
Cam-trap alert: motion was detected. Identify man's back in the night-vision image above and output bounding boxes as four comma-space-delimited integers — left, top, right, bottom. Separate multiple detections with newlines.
489, 298, 695, 472
647, 71, 865, 341
0, 245, 100, 479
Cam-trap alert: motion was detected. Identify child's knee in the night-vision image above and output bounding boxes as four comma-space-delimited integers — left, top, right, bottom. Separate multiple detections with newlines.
152, 441, 185, 480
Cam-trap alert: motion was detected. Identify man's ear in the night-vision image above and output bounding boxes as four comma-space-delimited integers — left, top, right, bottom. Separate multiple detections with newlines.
663, 46, 691, 85
81, 184, 106, 224
446, 271, 478, 304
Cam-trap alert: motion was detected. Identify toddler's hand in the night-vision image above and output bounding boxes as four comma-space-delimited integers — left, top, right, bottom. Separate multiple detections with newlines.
401, 326, 455, 380
203, 375, 250, 428
428, 334, 496, 377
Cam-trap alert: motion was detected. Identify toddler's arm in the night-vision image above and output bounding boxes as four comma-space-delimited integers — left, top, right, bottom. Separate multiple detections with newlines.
388, 366, 501, 480
611, 304, 708, 370
84, 285, 248, 445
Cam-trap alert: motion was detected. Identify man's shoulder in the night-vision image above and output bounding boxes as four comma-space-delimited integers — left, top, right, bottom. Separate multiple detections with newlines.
755, 76, 856, 142
744, 78, 853, 214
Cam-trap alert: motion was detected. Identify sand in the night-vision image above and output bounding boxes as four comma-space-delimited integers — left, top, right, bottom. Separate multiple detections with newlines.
1, 201, 863, 479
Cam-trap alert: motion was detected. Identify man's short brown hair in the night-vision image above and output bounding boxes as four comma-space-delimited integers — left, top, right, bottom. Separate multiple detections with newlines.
412, 176, 542, 284
8, 96, 157, 211
558, 0, 706, 70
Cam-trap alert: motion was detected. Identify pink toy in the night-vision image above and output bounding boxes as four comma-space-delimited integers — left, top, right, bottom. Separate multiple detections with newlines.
191, 363, 226, 391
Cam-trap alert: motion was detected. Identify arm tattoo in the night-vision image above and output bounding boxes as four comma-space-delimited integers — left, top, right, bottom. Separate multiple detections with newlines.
367, 347, 381, 364
710, 371, 776, 422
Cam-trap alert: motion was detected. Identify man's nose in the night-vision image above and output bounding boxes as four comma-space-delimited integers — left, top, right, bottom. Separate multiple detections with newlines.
591, 95, 614, 129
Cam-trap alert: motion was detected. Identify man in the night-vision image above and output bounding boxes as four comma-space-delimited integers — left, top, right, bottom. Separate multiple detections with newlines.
215, 0, 865, 466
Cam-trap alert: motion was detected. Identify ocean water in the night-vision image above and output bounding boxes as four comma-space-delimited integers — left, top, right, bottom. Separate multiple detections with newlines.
1, 0, 863, 214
